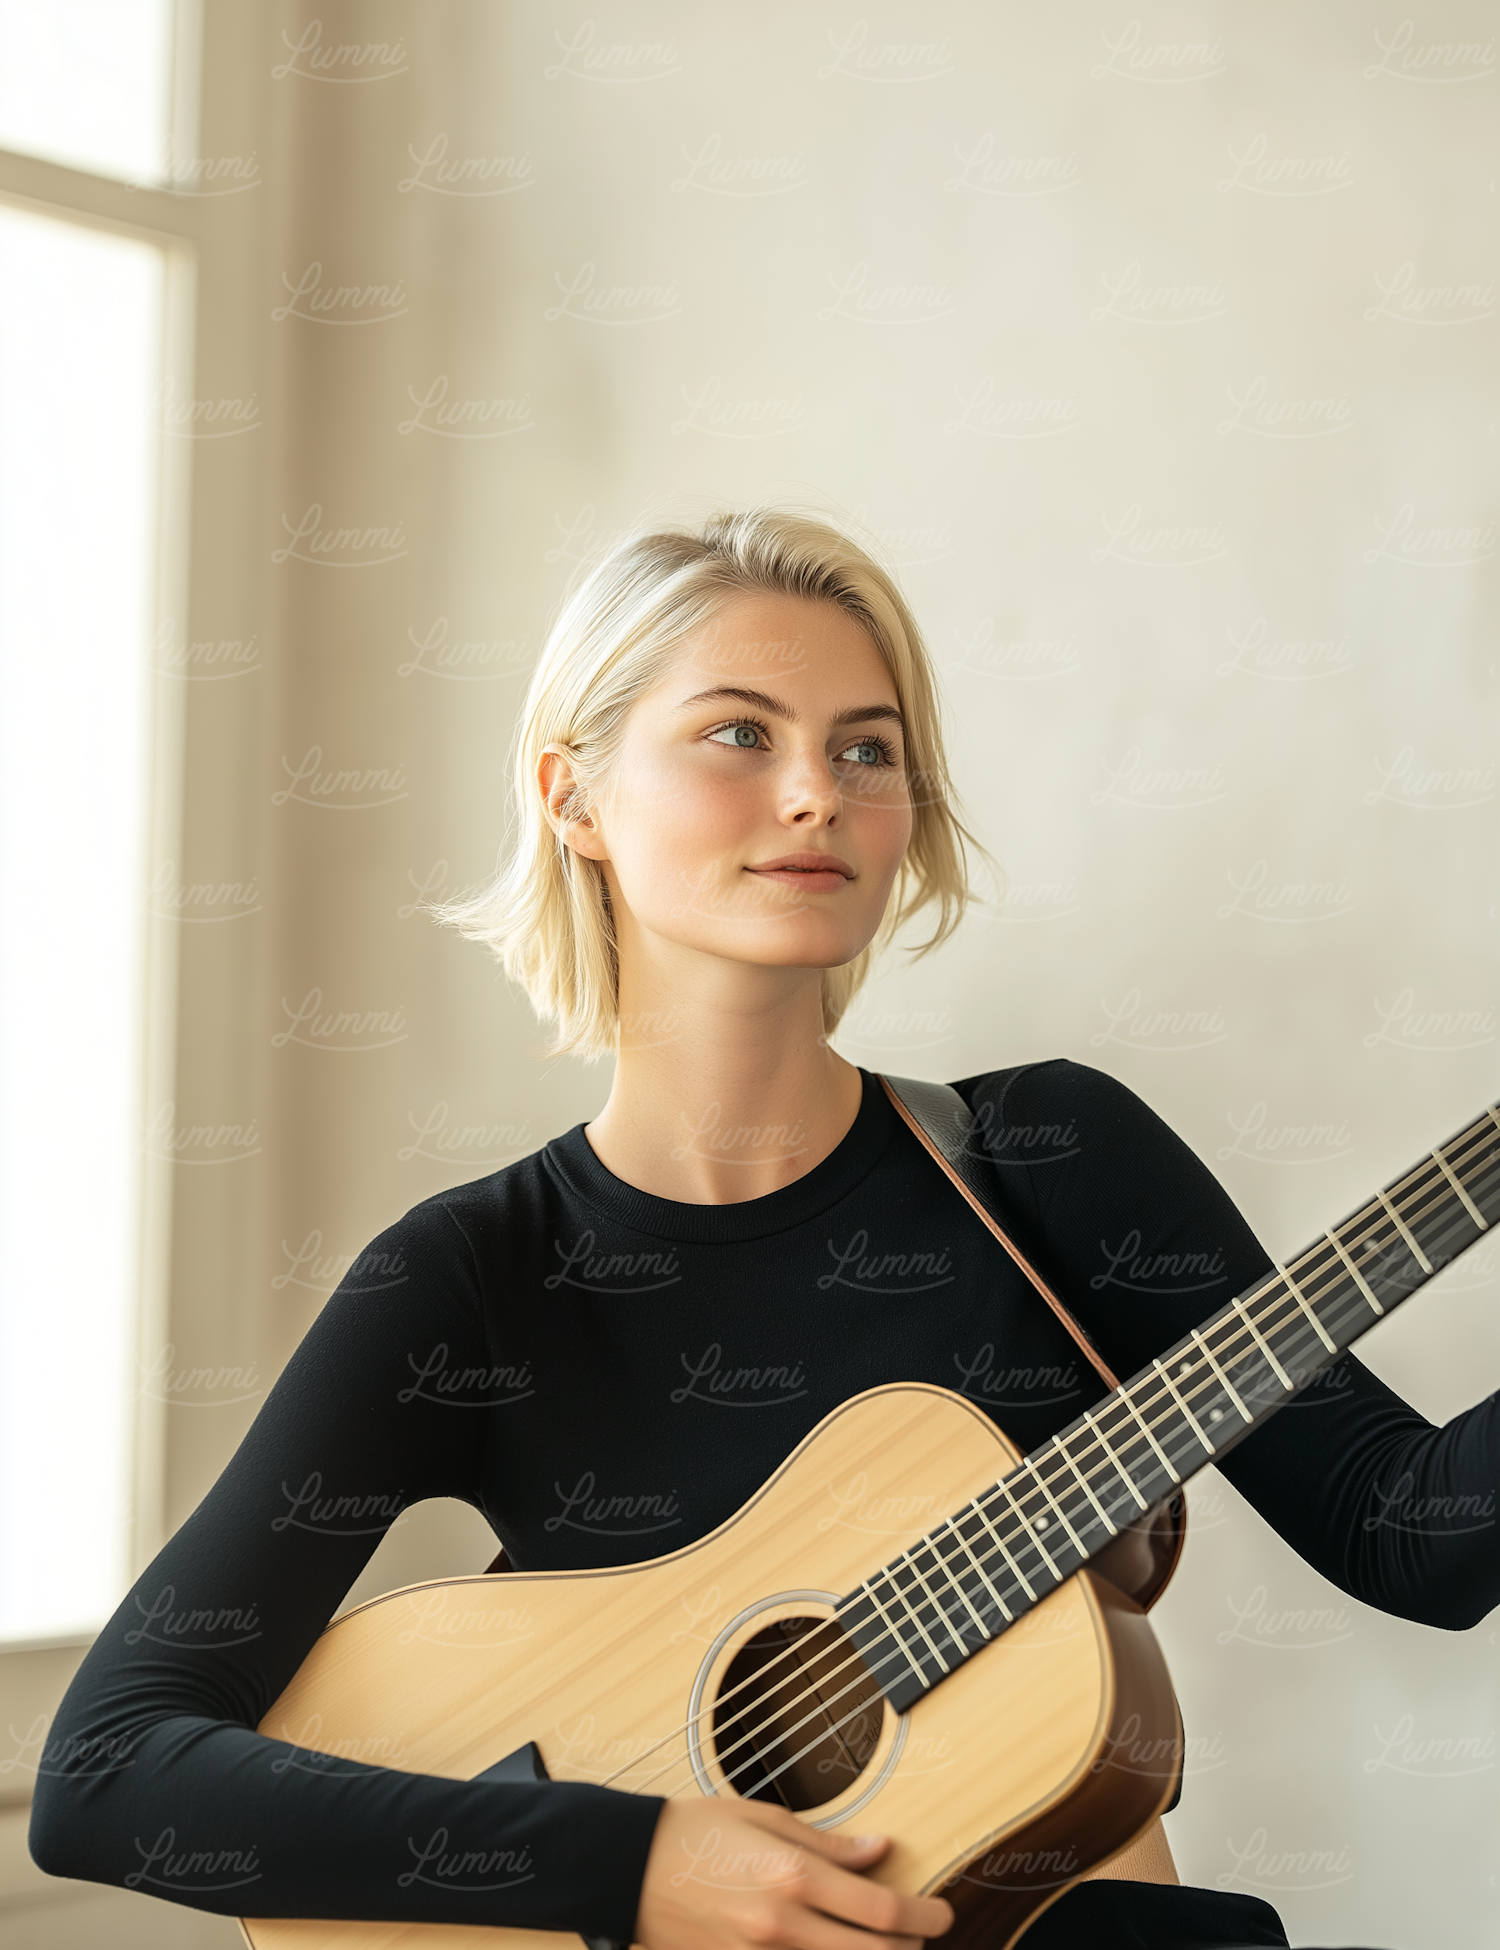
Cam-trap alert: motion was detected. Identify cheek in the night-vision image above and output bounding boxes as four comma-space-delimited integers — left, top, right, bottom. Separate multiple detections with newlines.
606, 745, 748, 875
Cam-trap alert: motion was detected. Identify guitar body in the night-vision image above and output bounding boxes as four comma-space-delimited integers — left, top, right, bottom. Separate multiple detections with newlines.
243, 1384, 1180, 1950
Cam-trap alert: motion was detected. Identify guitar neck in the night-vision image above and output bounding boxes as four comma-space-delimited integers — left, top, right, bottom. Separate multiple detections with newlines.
840, 1103, 1500, 1712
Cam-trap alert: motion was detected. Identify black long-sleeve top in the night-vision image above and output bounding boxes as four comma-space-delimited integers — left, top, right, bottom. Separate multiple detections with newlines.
29, 1061, 1500, 1942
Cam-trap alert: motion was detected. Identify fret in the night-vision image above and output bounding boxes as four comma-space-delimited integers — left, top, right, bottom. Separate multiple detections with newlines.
946, 1510, 1015, 1624
1026, 1463, 1091, 1557
904, 1534, 981, 1660
1134, 1367, 1208, 1474
1080, 1407, 1150, 1510
1153, 1355, 1216, 1452
1189, 1327, 1252, 1424
989, 1477, 1063, 1580
1324, 1225, 1385, 1317
885, 1549, 957, 1671
1274, 1259, 1337, 1354
1377, 1188, 1433, 1274
1110, 1386, 1182, 1487
873, 1564, 944, 1678
1227, 1293, 1293, 1391
928, 1523, 997, 1643
844, 1097, 1498, 1715
851, 1578, 927, 1690
1055, 1434, 1120, 1535
967, 1493, 1038, 1603
1431, 1145, 1489, 1231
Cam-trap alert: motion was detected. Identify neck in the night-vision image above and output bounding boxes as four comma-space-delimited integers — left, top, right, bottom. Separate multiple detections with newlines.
583, 924, 864, 1205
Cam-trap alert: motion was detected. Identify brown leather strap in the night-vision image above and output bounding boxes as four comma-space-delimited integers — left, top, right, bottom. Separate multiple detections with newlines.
878, 1074, 1120, 1391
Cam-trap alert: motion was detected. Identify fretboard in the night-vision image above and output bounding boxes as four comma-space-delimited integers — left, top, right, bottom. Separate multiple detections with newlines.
838, 1102, 1500, 1712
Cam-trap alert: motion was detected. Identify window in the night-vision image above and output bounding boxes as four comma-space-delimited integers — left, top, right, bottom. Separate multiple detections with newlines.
0, 0, 180, 184
0, 1, 194, 1648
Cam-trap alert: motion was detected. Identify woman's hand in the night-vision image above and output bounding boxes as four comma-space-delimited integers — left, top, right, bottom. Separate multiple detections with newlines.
635, 1799, 954, 1950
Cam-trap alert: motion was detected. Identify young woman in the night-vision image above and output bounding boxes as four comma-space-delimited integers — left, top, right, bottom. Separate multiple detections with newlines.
31, 511, 1498, 1949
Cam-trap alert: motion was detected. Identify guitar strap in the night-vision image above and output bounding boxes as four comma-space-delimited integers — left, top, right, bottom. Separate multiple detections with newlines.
878, 1072, 1120, 1390
880, 1072, 1186, 1884
878, 1072, 1187, 1615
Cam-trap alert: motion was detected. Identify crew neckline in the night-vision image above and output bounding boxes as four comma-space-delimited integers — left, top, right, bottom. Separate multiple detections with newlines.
542, 1067, 899, 1244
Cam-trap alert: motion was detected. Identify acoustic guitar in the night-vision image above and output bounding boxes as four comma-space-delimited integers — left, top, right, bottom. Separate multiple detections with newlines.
242, 1098, 1499, 1950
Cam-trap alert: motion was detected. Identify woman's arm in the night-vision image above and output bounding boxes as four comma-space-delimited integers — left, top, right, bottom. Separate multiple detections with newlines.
959, 1059, 1500, 1630
27, 1195, 663, 1936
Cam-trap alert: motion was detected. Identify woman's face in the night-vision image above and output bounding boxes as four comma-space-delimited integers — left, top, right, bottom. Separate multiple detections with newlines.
575, 591, 915, 979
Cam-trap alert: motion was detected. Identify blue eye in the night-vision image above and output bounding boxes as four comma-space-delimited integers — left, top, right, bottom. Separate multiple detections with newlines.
837, 736, 897, 767
708, 721, 765, 749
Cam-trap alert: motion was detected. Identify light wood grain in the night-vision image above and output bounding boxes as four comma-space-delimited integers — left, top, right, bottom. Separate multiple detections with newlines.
243, 1384, 1180, 1950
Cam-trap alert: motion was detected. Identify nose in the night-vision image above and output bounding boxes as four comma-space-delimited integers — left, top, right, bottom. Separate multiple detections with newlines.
779, 742, 842, 827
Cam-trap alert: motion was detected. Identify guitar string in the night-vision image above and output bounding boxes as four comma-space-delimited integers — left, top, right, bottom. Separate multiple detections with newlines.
627, 1120, 1496, 1788
683, 1123, 1483, 1809
603, 1132, 1496, 1802
597, 1125, 1496, 1797
593, 1122, 1497, 1797
607, 1135, 1499, 1805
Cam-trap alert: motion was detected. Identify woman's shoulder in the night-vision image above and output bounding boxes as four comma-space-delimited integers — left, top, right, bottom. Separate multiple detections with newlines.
949, 1055, 1173, 1138
944, 1056, 1217, 1204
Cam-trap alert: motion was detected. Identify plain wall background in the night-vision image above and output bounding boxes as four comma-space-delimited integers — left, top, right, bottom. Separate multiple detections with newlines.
2, 4, 1495, 1945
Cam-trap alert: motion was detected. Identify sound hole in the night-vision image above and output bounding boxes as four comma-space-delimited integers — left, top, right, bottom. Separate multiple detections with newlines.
712, 1614, 883, 1811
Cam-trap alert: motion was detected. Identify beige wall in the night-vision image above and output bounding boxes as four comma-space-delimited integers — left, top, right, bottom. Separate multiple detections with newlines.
3, 2, 1495, 1943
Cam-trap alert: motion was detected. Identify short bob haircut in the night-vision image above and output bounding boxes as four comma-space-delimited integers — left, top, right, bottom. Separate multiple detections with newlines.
432, 508, 986, 1060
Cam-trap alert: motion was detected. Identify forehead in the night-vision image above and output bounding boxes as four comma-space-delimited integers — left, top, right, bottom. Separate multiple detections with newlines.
672, 591, 893, 694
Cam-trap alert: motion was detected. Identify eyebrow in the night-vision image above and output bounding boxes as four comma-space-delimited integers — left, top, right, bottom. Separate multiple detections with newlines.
676, 684, 905, 731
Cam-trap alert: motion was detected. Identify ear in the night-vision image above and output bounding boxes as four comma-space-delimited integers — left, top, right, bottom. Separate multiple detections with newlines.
537, 747, 609, 861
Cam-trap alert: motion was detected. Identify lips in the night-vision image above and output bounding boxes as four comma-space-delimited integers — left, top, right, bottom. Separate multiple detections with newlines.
746, 853, 855, 893
749, 853, 855, 877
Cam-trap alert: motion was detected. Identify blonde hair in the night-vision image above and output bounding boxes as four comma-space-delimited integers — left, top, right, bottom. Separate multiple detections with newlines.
431, 508, 987, 1059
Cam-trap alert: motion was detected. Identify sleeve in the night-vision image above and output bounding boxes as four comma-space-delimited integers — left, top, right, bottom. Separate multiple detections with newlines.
956, 1059, 1500, 1632
27, 1196, 664, 1935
